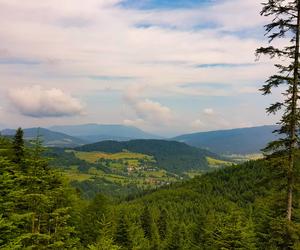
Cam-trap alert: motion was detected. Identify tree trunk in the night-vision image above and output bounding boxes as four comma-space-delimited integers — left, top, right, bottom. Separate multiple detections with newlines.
287, 0, 300, 221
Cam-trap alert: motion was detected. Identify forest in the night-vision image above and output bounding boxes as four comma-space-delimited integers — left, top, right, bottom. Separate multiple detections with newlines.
2, 0, 300, 249
1, 129, 300, 249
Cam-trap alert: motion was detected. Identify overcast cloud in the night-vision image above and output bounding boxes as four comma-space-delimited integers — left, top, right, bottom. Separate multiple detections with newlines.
8, 85, 84, 118
0, 0, 279, 135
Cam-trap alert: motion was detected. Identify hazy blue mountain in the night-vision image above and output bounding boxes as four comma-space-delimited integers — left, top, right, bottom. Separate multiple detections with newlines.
173, 125, 280, 155
1, 127, 86, 148
0, 123, 7, 130
50, 124, 161, 142
75, 139, 221, 174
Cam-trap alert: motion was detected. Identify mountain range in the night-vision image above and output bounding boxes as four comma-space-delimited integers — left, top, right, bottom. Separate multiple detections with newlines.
1, 128, 86, 148
173, 125, 279, 155
1, 124, 280, 155
50, 124, 160, 142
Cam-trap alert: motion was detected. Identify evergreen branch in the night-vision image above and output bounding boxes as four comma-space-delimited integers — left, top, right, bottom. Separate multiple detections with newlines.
260, 75, 291, 94
256, 46, 291, 58
266, 102, 284, 114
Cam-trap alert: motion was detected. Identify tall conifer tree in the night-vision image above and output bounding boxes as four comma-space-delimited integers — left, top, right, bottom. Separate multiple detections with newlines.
256, 0, 300, 221
12, 127, 24, 166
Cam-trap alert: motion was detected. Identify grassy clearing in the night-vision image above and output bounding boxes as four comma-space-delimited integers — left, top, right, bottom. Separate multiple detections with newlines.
61, 150, 182, 192
184, 170, 203, 178
63, 170, 92, 182
225, 154, 264, 163
206, 157, 235, 167
74, 151, 154, 163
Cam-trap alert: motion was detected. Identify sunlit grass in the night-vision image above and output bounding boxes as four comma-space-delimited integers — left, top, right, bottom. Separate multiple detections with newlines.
74, 151, 154, 163
206, 157, 235, 167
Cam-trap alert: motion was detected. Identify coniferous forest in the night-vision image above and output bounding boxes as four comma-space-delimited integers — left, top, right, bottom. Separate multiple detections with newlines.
1, 128, 300, 249
2, 0, 300, 249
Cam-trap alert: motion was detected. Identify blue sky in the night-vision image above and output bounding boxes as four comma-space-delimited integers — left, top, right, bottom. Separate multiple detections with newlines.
120, 0, 214, 9
0, 0, 278, 136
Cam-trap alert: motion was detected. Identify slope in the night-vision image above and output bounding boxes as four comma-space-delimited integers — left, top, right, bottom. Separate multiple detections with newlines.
50, 124, 160, 142
75, 139, 221, 174
173, 125, 279, 155
1, 127, 86, 148
103, 158, 300, 249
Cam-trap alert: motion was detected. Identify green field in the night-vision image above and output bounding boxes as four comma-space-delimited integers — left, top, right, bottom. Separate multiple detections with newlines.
206, 156, 235, 168
74, 151, 154, 163
224, 153, 264, 163
52, 149, 238, 199
58, 150, 180, 197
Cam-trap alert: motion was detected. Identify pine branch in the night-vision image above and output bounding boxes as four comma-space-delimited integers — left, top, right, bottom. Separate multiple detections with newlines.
260, 75, 291, 94
266, 102, 284, 114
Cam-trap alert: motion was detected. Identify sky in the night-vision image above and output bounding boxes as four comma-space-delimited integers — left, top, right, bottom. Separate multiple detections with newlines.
0, 0, 282, 136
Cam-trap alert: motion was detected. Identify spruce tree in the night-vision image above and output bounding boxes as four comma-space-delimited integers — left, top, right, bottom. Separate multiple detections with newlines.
115, 211, 130, 248
79, 194, 109, 246
141, 205, 152, 240
256, 0, 300, 222
157, 208, 168, 240
12, 127, 24, 166
8, 135, 79, 249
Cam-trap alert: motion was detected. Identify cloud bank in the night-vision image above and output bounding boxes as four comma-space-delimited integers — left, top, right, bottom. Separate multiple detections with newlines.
124, 85, 173, 126
0, 0, 279, 133
8, 85, 84, 118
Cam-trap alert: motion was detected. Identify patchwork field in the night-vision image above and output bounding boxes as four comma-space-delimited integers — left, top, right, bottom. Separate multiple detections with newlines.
73, 151, 154, 163
51, 148, 230, 199
56, 150, 180, 198
206, 156, 235, 168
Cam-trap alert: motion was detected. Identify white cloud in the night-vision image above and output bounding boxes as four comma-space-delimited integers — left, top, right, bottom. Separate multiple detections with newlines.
124, 84, 173, 125
8, 85, 84, 117
123, 118, 145, 127
191, 119, 204, 129
0, 0, 279, 133
191, 108, 231, 131
203, 108, 214, 115
135, 99, 172, 124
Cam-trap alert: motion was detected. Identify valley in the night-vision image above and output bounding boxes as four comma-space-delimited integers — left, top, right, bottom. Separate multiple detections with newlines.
3, 0, 300, 248
47, 140, 233, 199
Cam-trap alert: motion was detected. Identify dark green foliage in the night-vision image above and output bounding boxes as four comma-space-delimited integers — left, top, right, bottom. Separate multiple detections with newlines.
46, 147, 101, 171
71, 177, 142, 200
12, 127, 24, 165
256, 0, 300, 222
141, 205, 152, 240
115, 211, 131, 248
2, 128, 300, 248
0, 131, 80, 249
157, 208, 168, 240
105, 159, 300, 249
78, 194, 110, 246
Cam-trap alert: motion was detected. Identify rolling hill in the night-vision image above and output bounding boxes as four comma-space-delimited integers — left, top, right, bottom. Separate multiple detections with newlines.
50, 124, 160, 142
75, 139, 222, 174
1, 127, 86, 148
173, 125, 279, 155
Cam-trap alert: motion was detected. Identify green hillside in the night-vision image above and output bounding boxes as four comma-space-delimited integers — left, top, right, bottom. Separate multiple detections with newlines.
84, 159, 300, 249
46, 141, 229, 199
2, 131, 300, 249
47, 147, 179, 199
75, 139, 221, 174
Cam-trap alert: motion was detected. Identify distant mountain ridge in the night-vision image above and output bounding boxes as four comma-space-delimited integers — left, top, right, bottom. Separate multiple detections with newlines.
1, 128, 86, 148
173, 125, 280, 155
75, 139, 220, 174
50, 124, 161, 142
